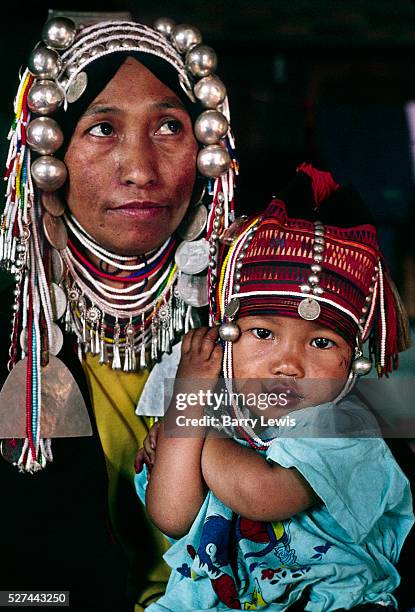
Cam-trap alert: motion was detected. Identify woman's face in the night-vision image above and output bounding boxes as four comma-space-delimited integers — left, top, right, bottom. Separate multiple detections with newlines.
64, 57, 198, 255
232, 314, 353, 414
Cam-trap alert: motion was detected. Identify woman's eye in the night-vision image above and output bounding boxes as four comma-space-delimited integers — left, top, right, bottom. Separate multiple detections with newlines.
156, 119, 182, 135
251, 328, 274, 340
88, 122, 114, 137
311, 337, 335, 349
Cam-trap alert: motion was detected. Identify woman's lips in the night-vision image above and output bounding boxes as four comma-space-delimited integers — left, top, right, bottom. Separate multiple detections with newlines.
109, 201, 168, 218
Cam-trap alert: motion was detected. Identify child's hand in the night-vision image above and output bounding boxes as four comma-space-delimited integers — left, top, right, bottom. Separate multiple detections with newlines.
135, 420, 161, 478
176, 326, 223, 381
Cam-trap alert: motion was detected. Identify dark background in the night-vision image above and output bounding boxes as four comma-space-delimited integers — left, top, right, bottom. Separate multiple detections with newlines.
2, 0, 415, 318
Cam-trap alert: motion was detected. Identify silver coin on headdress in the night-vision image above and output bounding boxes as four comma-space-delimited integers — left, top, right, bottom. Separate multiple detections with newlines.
298, 297, 321, 321
177, 273, 208, 307
175, 238, 210, 274
49, 323, 64, 356
43, 213, 68, 250
50, 282, 67, 321
66, 71, 88, 103
177, 205, 208, 241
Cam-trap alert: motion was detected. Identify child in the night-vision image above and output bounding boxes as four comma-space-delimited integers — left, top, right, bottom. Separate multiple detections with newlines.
135, 165, 414, 611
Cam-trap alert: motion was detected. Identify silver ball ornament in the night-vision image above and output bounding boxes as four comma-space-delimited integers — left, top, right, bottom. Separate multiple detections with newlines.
186, 44, 217, 78
31, 156, 67, 191
154, 17, 176, 38
28, 46, 62, 79
27, 79, 64, 115
351, 356, 372, 376
194, 110, 229, 145
197, 145, 231, 178
27, 117, 64, 155
219, 322, 240, 342
42, 17, 76, 50
172, 24, 202, 53
194, 75, 227, 109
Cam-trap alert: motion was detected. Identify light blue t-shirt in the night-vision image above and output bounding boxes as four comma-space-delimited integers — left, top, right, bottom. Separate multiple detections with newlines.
135, 402, 414, 611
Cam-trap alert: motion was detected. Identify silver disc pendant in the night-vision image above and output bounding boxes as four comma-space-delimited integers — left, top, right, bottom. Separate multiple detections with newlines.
177, 273, 208, 307
175, 238, 210, 274
50, 282, 67, 321
66, 71, 88, 103
177, 205, 208, 241
49, 323, 64, 355
0, 356, 92, 439
298, 297, 321, 321
43, 212, 68, 250
51, 249, 64, 283
42, 191, 65, 216
225, 297, 240, 319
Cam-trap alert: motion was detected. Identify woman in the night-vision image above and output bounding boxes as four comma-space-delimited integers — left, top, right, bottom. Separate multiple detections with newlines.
0, 13, 236, 611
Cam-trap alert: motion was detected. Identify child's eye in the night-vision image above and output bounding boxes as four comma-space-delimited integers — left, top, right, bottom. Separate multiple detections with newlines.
251, 328, 274, 340
311, 337, 336, 349
88, 122, 114, 137
156, 119, 182, 135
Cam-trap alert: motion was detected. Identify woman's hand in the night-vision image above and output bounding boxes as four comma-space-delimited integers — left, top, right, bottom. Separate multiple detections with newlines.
176, 325, 222, 380
135, 420, 161, 478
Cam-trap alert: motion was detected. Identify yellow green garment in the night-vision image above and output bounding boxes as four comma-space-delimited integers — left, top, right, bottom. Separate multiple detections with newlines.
83, 353, 170, 611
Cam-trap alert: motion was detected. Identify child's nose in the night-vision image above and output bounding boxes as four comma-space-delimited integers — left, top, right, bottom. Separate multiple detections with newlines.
270, 345, 305, 378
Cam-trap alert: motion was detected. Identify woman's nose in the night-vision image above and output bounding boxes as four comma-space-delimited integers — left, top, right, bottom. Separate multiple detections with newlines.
117, 136, 158, 187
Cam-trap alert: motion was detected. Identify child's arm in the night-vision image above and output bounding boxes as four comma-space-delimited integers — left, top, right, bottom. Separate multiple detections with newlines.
145, 326, 222, 539
201, 432, 317, 521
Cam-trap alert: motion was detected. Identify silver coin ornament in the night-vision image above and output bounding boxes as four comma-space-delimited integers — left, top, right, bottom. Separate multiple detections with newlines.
42, 191, 66, 217
50, 282, 67, 321
50, 323, 64, 356
219, 322, 240, 342
26, 117, 64, 155
197, 144, 231, 178
177, 205, 208, 241
186, 44, 217, 78
154, 17, 176, 37
51, 249, 64, 283
194, 110, 229, 145
27, 79, 64, 115
20, 328, 28, 352
194, 75, 227, 109
66, 71, 88, 103
298, 297, 321, 321
43, 213, 68, 251
31, 156, 67, 191
224, 298, 240, 320
28, 46, 62, 79
172, 24, 202, 53
177, 273, 208, 307
175, 238, 210, 275
42, 17, 76, 50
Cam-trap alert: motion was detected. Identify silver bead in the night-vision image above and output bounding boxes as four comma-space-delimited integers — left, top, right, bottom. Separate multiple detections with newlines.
209, 245, 217, 255
314, 236, 325, 245
315, 229, 325, 237
65, 62, 79, 77
197, 145, 231, 178
172, 24, 202, 53
210, 232, 219, 241
361, 306, 368, 314
90, 44, 106, 56
300, 284, 311, 293
313, 253, 323, 263
215, 206, 223, 215
42, 17, 76, 50
28, 46, 62, 79
311, 263, 322, 273
27, 79, 64, 115
209, 260, 217, 269
234, 283, 241, 292
313, 244, 324, 254
26, 117, 64, 155
308, 274, 319, 285
235, 271, 241, 280
194, 75, 227, 109
352, 356, 372, 376
236, 261, 243, 270
154, 17, 176, 38
365, 296, 372, 303
31, 156, 67, 191
312, 286, 324, 296
106, 39, 122, 51
186, 44, 217, 78
219, 322, 240, 342
194, 110, 229, 145
213, 219, 221, 229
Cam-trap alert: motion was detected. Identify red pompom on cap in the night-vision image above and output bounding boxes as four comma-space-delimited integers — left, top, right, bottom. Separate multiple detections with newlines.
297, 162, 339, 207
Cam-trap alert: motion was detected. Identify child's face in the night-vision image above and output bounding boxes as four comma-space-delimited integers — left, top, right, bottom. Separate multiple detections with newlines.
232, 314, 352, 413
